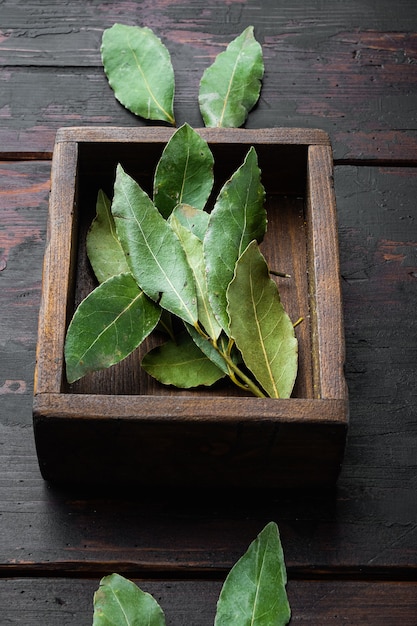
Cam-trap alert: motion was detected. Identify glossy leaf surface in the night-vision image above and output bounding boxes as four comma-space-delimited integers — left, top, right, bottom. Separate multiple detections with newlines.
142, 331, 225, 388
153, 124, 214, 218
170, 214, 222, 339
101, 23, 175, 124
204, 147, 266, 332
65, 273, 160, 383
227, 241, 298, 398
199, 26, 264, 127
93, 573, 166, 626
112, 165, 198, 326
86, 189, 130, 283
215, 522, 290, 626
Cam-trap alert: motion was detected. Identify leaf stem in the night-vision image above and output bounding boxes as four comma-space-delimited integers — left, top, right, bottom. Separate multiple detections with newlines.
193, 322, 266, 397
220, 350, 267, 398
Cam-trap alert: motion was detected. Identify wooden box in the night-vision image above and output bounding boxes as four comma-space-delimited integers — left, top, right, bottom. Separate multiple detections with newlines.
33, 127, 348, 489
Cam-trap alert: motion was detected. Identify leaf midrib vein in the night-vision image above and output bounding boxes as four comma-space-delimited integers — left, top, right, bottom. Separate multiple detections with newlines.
218, 44, 246, 127
250, 271, 279, 397
77, 289, 143, 364
127, 32, 174, 124
121, 181, 196, 323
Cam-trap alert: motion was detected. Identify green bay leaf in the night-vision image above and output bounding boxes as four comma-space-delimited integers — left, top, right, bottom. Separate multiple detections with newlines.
170, 203, 210, 241
169, 214, 222, 340
199, 26, 264, 128
86, 189, 130, 284
112, 165, 198, 326
65, 273, 161, 383
185, 325, 239, 376
154, 124, 214, 218
185, 324, 227, 374
227, 241, 298, 398
93, 573, 166, 626
204, 147, 266, 332
142, 331, 225, 388
214, 522, 290, 626
101, 23, 175, 124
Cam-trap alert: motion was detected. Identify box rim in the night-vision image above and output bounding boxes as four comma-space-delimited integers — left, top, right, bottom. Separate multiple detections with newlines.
34, 127, 347, 416
33, 394, 348, 425
54, 126, 332, 147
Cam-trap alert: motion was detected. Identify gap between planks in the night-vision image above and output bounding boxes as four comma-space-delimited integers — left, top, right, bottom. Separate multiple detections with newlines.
0, 564, 416, 583
2, 152, 417, 168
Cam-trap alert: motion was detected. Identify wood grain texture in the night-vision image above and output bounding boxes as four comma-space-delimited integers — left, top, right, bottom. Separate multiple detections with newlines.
306, 145, 346, 400
33, 141, 78, 396
1, 578, 417, 625
1, 164, 416, 572
336, 165, 417, 496
0, 162, 50, 424
0, 1, 416, 159
2, 1, 417, 620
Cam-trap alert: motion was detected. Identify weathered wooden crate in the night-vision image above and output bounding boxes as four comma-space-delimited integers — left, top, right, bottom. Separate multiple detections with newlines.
33, 127, 348, 488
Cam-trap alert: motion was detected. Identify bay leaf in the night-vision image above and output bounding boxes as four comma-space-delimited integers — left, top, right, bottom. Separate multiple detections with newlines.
65, 273, 161, 384
199, 26, 264, 128
101, 23, 175, 125
171, 203, 210, 241
112, 164, 198, 326
215, 522, 290, 626
227, 241, 298, 398
142, 331, 225, 388
153, 123, 214, 218
170, 214, 222, 340
93, 573, 166, 626
86, 189, 130, 283
204, 147, 266, 332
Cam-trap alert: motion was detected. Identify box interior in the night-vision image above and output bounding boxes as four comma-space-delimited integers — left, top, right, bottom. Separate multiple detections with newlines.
65, 140, 314, 399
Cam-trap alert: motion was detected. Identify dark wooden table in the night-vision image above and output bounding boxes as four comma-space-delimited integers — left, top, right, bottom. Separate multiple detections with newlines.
1, 1, 417, 623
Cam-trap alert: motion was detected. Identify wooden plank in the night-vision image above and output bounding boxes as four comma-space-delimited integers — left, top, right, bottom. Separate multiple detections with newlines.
33, 141, 78, 396
1, 162, 417, 571
1, 419, 417, 574
1, 578, 417, 625
306, 145, 346, 400
0, 161, 50, 423
0, 2, 416, 159
2, 1, 416, 67
54, 125, 330, 146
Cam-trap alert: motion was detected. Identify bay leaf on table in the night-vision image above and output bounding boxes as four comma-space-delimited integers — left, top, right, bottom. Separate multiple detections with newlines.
93, 573, 166, 626
101, 23, 175, 124
215, 522, 291, 626
199, 26, 264, 128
